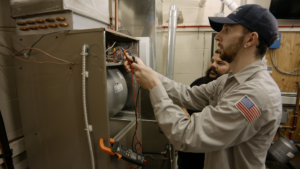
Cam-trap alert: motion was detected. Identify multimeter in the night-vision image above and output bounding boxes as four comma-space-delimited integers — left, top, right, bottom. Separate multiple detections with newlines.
99, 138, 146, 166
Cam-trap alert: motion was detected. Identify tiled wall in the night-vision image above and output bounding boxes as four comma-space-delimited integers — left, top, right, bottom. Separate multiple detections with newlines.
158, 0, 300, 85
158, 31, 213, 85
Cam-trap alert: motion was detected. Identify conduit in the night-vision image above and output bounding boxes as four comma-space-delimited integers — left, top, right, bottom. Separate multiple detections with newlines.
81, 44, 96, 169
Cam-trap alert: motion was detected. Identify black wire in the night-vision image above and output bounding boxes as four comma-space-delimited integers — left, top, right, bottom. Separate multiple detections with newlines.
132, 86, 142, 150
27, 30, 72, 55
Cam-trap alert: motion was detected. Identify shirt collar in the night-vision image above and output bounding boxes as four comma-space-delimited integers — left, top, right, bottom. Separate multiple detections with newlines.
227, 60, 267, 84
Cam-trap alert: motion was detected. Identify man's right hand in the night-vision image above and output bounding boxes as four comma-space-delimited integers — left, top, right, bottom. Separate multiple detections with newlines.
123, 55, 161, 91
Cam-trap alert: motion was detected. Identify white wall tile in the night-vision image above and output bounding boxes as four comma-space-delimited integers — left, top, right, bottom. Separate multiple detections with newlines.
175, 49, 204, 61
204, 33, 212, 49
174, 73, 203, 85
174, 60, 204, 74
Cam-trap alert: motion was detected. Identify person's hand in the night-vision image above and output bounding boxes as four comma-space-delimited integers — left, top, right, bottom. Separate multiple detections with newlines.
124, 55, 161, 91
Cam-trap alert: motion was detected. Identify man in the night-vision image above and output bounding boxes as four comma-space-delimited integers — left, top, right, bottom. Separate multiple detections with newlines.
125, 4, 281, 169
178, 50, 230, 169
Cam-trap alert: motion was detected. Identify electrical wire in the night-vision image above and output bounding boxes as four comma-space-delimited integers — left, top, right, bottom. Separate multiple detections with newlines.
0, 44, 18, 53
0, 42, 74, 65
106, 41, 116, 52
127, 164, 135, 169
132, 87, 141, 149
144, 154, 170, 160
270, 49, 300, 75
26, 30, 72, 56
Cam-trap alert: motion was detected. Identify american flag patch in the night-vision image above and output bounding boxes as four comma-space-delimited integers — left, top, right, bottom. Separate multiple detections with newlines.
235, 96, 261, 122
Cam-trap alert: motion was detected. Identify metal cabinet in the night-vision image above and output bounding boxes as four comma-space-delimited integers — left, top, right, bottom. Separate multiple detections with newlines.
12, 28, 142, 169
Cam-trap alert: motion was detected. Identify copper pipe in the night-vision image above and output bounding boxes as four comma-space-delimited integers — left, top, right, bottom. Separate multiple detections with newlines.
280, 126, 293, 129
115, 0, 118, 31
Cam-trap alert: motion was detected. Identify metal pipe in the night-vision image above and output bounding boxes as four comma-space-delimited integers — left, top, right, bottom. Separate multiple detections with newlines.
115, 0, 118, 31
166, 4, 178, 80
280, 125, 293, 129
113, 120, 136, 141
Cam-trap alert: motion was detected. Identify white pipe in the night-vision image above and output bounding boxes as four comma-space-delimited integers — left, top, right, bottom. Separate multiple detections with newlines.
81, 44, 96, 169
199, 0, 207, 8
221, 0, 238, 11
166, 4, 178, 80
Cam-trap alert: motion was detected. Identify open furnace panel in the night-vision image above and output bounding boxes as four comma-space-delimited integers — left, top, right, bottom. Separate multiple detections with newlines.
11, 28, 142, 169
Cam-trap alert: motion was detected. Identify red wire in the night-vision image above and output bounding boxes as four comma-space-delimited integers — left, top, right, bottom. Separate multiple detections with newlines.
127, 164, 135, 169
122, 48, 142, 154
130, 62, 142, 154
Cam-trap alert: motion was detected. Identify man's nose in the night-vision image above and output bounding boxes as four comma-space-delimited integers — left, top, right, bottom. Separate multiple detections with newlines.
211, 62, 217, 68
215, 33, 221, 42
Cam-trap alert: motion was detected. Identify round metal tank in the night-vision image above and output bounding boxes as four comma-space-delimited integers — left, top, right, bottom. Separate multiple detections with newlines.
106, 68, 128, 117
268, 138, 298, 164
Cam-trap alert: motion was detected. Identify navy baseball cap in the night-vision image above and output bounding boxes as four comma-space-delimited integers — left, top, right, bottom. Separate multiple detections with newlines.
208, 4, 278, 47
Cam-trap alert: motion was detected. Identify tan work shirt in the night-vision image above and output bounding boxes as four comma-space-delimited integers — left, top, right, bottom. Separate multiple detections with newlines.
150, 60, 282, 169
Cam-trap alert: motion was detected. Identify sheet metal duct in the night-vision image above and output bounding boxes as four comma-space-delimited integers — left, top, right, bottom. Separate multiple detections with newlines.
118, 0, 163, 70
166, 4, 178, 80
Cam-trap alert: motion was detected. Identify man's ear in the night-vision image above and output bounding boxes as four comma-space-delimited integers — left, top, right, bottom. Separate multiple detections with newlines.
244, 32, 259, 48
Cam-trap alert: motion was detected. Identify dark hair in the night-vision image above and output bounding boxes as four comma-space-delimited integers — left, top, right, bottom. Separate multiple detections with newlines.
243, 26, 277, 59
215, 49, 220, 54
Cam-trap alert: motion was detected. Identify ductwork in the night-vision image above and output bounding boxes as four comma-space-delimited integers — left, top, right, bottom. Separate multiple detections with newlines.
166, 4, 178, 80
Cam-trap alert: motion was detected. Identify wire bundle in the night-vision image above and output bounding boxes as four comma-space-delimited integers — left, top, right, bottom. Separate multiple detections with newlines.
106, 42, 134, 63
270, 49, 300, 76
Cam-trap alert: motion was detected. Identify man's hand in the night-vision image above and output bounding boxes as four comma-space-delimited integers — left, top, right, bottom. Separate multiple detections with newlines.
124, 55, 161, 91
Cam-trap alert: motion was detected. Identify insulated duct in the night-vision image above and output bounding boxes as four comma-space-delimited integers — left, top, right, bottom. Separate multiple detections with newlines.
166, 4, 178, 80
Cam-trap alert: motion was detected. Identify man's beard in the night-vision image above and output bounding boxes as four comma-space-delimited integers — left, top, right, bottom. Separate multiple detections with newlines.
203, 67, 219, 83
219, 36, 244, 63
